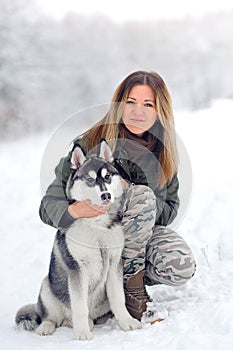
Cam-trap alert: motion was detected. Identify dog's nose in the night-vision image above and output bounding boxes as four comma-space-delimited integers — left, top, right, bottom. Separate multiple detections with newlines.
101, 192, 111, 203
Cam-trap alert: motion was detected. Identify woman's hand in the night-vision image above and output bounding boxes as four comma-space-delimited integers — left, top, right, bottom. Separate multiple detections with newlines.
68, 200, 110, 219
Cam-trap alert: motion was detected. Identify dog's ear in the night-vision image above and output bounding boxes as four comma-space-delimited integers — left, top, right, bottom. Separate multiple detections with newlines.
99, 139, 114, 163
71, 146, 86, 169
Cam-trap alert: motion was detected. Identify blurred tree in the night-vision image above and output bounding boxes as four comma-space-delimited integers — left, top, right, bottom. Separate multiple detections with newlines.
0, 3, 232, 140
0, 0, 40, 138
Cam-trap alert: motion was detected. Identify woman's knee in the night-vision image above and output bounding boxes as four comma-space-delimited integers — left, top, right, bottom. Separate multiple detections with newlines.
124, 185, 156, 212
163, 249, 196, 286
146, 249, 196, 286
146, 227, 196, 286
122, 185, 156, 244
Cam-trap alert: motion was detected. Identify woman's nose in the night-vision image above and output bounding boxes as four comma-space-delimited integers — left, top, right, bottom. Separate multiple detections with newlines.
132, 104, 144, 115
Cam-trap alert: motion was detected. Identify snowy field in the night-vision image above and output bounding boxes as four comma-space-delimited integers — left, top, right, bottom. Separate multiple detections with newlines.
0, 99, 233, 349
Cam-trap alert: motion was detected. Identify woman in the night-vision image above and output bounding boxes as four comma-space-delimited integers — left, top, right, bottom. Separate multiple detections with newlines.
39, 71, 196, 321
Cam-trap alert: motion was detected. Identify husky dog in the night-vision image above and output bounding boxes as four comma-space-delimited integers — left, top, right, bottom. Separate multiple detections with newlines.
15, 140, 141, 340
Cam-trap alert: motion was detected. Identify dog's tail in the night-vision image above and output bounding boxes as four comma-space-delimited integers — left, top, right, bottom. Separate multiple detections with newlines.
15, 304, 41, 331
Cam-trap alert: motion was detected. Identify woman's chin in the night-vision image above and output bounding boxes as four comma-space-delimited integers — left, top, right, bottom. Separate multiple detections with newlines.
124, 124, 145, 136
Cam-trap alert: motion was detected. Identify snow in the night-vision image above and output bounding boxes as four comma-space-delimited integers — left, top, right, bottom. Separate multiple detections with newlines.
1, 99, 233, 349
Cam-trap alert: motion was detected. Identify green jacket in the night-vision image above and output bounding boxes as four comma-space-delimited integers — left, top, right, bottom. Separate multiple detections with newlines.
39, 138, 180, 229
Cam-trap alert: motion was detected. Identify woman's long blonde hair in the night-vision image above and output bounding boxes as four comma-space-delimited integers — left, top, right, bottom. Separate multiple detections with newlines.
81, 71, 178, 187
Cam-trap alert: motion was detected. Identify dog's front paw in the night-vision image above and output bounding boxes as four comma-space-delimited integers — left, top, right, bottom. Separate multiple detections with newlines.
118, 317, 142, 331
35, 320, 56, 336
73, 329, 93, 341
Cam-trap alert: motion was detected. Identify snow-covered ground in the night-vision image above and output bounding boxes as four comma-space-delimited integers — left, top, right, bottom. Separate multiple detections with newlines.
0, 99, 233, 349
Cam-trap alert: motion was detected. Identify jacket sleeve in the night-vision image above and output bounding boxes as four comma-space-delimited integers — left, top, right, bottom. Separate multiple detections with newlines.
155, 174, 180, 226
39, 153, 76, 229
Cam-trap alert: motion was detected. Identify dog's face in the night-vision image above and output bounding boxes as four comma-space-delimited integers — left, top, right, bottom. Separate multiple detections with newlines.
68, 140, 124, 206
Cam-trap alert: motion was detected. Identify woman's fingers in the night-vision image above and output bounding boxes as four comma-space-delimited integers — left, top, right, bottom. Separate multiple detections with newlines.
68, 200, 110, 218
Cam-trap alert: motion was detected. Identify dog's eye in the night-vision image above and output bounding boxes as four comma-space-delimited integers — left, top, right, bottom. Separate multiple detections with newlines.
104, 173, 111, 181
86, 178, 95, 184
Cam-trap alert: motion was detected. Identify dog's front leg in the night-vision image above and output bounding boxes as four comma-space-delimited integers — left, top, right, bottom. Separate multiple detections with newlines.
106, 260, 142, 331
68, 271, 93, 340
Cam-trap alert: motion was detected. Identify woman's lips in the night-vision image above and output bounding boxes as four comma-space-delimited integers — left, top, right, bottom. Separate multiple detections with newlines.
129, 118, 145, 123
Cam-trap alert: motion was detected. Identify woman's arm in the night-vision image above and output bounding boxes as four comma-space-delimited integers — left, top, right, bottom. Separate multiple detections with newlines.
39, 154, 75, 229
155, 174, 180, 226
39, 152, 110, 229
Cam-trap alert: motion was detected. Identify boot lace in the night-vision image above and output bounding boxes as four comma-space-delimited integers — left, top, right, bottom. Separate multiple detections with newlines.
125, 286, 152, 302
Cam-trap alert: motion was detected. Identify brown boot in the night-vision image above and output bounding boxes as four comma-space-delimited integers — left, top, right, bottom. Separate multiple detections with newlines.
124, 270, 152, 320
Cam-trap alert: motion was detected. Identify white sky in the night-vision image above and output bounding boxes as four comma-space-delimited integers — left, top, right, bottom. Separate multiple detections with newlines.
36, 0, 233, 22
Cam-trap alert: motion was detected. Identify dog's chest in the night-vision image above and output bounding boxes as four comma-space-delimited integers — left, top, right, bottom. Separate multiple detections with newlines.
64, 220, 124, 271
66, 218, 124, 249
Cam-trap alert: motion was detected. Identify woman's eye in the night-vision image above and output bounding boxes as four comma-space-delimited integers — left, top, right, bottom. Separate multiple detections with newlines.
145, 103, 154, 108
126, 100, 134, 104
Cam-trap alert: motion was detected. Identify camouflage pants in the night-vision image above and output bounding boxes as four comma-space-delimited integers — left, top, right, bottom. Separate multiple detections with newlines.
121, 185, 196, 286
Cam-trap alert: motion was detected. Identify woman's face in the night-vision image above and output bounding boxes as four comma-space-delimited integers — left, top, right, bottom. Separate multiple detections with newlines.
122, 84, 158, 136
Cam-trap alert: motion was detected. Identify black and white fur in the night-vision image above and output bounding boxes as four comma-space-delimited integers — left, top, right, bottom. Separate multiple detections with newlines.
15, 140, 141, 340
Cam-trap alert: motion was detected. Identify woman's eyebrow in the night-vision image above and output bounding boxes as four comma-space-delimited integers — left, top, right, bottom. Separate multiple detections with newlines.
144, 99, 155, 102
127, 97, 155, 103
